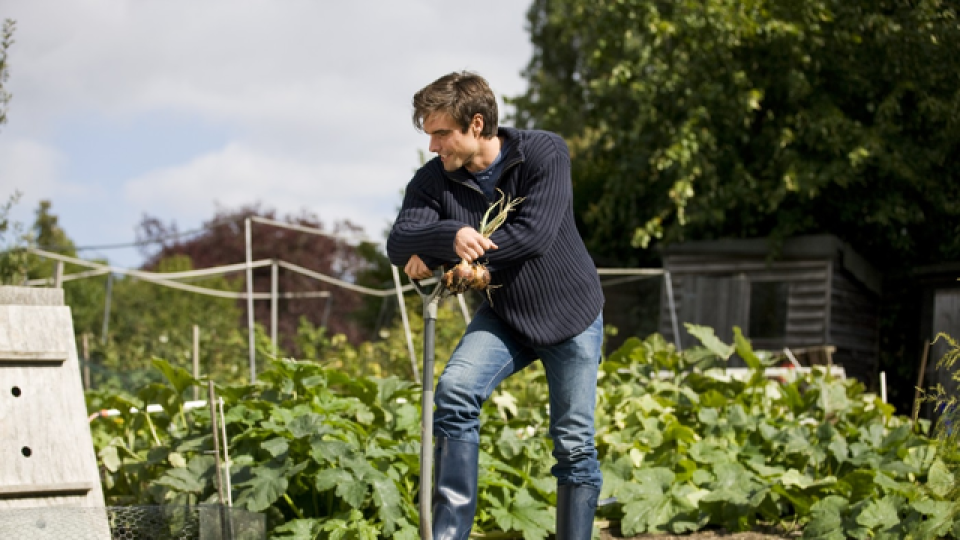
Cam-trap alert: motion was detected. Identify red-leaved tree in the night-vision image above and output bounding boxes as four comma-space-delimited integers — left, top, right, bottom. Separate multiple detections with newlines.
136, 203, 374, 355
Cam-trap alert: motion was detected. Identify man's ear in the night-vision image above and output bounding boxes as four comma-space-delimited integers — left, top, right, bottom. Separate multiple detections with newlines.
471, 114, 484, 136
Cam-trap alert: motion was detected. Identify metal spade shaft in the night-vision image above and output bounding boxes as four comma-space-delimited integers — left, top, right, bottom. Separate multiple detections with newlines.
412, 278, 445, 540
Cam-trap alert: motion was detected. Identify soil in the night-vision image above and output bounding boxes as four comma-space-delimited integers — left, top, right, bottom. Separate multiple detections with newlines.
599, 524, 802, 540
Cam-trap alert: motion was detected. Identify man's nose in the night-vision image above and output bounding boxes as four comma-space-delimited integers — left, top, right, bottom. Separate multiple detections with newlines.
429, 135, 440, 153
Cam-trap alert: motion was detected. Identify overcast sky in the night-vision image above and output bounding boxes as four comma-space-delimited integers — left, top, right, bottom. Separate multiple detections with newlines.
0, 1, 534, 268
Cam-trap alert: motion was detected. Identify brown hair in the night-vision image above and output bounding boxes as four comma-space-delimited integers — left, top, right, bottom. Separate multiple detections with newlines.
412, 71, 499, 138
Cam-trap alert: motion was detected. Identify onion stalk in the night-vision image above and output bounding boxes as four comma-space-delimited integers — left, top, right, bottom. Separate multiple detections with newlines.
442, 190, 524, 300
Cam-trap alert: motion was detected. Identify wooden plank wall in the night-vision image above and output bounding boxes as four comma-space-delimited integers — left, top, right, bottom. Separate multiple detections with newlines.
829, 269, 881, 385
659, 255, 880, 386
929, 289, 960, 398
660, 255, 831, 350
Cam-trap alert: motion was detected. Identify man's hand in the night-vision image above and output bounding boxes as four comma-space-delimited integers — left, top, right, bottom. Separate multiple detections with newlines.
404, 254, 433, 280
455, 227, 498, 262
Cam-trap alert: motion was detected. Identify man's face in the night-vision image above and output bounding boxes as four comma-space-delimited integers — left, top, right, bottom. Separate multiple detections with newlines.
423, 112, 481, 172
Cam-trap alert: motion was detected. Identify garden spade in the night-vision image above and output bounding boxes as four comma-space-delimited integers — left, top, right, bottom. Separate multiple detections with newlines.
411, 275, 449, 540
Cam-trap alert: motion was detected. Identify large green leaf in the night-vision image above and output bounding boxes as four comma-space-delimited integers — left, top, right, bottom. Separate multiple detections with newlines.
803, 496, 849, 540
370, 472, 404, 535
685, 324, 734, 359
732, 327, 761, 371
927, 459, 955, 498
272, 519, 322, 540
234, 463, 291, 512
154, 455, 214, 494
488, 488, 553, 540
152, 358, 198, 398
856, 497, 900, 530
287, 412, 328, 439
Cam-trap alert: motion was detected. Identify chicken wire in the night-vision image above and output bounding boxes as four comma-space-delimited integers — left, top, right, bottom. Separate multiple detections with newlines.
0, 505, 265, 540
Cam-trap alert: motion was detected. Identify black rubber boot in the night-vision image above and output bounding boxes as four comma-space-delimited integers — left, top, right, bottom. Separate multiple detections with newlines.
556, 484, 600, 540
433, 437, 479, 540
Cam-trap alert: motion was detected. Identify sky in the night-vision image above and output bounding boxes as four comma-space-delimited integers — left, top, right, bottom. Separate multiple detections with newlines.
0, 1, 534, 268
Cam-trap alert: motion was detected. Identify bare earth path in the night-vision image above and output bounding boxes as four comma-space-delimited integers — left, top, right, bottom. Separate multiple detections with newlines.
600, 524, 802, 540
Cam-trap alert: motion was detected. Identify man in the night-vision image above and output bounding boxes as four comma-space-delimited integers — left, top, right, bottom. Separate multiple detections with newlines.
387, 71, 605, 540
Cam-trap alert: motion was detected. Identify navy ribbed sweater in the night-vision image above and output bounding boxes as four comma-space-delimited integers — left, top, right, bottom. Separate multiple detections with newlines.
387, 127, 604, 346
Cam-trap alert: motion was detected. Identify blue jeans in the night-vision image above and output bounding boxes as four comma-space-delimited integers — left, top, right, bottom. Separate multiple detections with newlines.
434, 309, 604, 488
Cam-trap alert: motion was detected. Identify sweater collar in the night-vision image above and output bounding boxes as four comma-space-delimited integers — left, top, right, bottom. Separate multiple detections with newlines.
442, 127, 523, 183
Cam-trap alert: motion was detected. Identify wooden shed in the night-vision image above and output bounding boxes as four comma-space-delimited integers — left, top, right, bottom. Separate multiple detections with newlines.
658, 234, 882, 387
916, 263, 960, 402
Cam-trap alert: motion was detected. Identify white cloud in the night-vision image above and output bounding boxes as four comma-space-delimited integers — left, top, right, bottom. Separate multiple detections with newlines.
5, 1, 531, 130
0, 0, 534, 265
0, 138, 66, 196
124, 142, 401, 240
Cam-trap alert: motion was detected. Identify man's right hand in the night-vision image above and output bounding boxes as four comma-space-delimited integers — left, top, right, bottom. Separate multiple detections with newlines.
404, 254, 433, 280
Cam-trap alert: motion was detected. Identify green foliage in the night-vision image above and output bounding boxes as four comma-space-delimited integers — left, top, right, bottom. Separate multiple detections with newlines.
296, 291, 470, 382
0, 191, 30, 284
89, 325, 960, 538
916, 332, 960, 534
594, 327, 957, 538
512, 0, 960, 267
89, 356, 426, 538
0, 18, 14, 129
74, 255, 252, 391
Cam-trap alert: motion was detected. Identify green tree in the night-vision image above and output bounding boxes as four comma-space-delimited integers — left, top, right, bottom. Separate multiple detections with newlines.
0, 192, 30, 284
94, 255, 249, 389
511, 0, 960, 268
511, 0, 960, 413
20, 202, 249, 389
25, 200, 109, 339
0, 18, 14, 129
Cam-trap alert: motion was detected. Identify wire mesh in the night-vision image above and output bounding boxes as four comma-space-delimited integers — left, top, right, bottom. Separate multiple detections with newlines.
0, 505, 265, 540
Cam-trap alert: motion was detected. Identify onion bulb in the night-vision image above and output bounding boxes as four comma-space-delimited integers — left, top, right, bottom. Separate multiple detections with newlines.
442, 260, 476, 294
442, 260, 493, 294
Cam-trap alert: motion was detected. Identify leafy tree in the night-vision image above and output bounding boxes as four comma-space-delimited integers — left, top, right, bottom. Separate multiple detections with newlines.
24, 200, 109, 341
510, 0, 960, 413
0, 192, 30, 284
511, 0, 960, 268
137, 203, 377, 356
0, 18, 14, 130
0, 21, 22, 282
94, 255, 249, 389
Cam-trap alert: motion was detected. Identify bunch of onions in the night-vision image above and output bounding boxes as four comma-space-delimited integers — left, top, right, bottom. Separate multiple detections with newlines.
442, 190, 525, 299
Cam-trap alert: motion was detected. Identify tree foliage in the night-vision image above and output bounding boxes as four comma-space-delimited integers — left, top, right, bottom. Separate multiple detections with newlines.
0, 18, 14, 130
511, 0, 960, 268
95, 255, 249, 389
0, 192, 30, 284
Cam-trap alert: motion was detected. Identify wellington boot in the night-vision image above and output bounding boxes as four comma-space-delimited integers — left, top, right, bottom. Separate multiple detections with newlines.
556, 483, 600, 540
432, 437, 479, 540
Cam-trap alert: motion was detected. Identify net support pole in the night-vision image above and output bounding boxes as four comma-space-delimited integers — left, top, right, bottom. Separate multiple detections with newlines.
664, 270, 682, 352
245, 218, 256, 382
271, 260, 278, 357
391, 265, 418, 381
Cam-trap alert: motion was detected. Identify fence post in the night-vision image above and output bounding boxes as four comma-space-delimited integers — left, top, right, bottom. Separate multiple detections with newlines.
53, 260, 64, 288
193, 325, 200, 401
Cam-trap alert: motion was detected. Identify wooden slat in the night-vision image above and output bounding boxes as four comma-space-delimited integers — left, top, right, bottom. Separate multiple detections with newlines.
0, 351, 67, 364
0, 482, 93, 498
